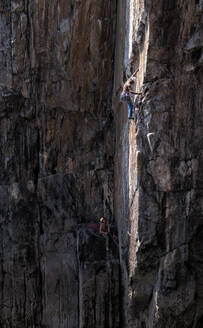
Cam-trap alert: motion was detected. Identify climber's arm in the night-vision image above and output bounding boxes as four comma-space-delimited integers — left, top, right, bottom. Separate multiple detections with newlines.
132, 68, 139, 77
129, 88, 142, 95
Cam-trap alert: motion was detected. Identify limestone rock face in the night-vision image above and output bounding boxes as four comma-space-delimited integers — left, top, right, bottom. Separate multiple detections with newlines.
114, 0, 203, 327
0, 1, 119, 327
1, 0, 203, 327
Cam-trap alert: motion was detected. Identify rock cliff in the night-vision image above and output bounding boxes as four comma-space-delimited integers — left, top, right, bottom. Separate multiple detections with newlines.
0, 1, 119, 327
0, 0, 202, 327
114, 0, 203, 327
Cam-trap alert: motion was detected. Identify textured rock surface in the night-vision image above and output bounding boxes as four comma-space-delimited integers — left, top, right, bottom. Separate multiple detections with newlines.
0, 1, 119, 327
1, 0, 203, 327
114, 0, 203, 327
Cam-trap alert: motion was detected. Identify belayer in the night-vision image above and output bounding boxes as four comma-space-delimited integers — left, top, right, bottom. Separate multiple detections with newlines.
99, 217, 110, 251
120, 68, 142, 119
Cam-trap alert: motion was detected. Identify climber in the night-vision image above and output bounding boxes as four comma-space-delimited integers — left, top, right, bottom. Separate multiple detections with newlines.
99, 217, 110, 251
120, 68, 142, 119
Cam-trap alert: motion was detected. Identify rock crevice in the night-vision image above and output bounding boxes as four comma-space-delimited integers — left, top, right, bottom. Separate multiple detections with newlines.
0, 0, 203, 327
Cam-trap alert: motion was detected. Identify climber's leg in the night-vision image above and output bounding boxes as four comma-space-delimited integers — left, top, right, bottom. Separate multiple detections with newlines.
120, 93, 133, 119
127, 101, 133, 119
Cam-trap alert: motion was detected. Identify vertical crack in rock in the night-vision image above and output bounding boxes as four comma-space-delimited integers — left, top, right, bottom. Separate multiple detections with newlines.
1, 0, 203, 327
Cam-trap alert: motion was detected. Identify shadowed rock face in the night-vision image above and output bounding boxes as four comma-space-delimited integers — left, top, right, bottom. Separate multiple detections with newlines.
114, 0, 203, 327
0, 0, 203, 327
0, 1, 119, 327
